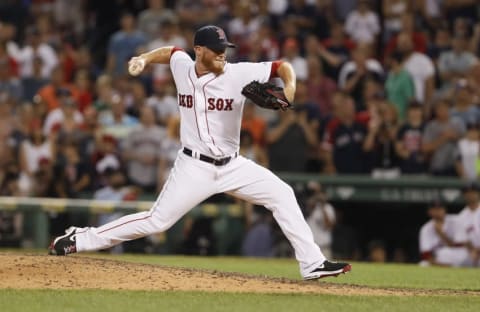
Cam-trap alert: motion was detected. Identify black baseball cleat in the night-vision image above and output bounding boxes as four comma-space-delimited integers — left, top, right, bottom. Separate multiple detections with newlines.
303, 260, 352, 280
48, 227, 78, 256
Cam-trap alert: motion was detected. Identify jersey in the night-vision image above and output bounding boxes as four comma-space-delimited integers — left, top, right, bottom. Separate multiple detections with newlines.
419, 214, 457, 258
169, 50, 273, 157
454, 205, 479, 245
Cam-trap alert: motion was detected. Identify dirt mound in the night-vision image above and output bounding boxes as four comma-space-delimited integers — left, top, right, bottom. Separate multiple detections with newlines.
0, 253, 477, 296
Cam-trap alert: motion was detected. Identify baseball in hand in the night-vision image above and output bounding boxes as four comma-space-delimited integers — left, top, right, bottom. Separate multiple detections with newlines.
128, 57, 146, 76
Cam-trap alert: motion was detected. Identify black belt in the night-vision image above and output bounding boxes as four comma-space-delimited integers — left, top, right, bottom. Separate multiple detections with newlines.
183, 147, 235, 166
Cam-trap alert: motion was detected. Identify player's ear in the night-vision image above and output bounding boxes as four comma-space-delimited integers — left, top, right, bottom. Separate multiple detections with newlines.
194, 46, 203, 57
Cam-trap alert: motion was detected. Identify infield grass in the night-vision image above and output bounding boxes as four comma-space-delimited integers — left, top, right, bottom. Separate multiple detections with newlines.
1, 289, 480, 312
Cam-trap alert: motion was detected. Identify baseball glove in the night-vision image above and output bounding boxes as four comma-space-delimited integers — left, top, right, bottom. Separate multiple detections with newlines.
241, 81, 293, 111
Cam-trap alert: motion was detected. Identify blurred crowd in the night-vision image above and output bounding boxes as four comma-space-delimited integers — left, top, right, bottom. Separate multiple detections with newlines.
0, 0, 480, 259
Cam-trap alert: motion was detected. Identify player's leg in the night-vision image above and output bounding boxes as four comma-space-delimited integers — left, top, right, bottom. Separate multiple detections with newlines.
50, 152, 217, 254
219, 157, 350, 278
435, 247, 472, 267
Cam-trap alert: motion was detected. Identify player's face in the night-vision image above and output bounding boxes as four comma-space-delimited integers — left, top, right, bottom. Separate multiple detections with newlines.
197, 46, 226, 75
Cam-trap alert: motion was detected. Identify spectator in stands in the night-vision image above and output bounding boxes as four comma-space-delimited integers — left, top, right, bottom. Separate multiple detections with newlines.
55, 142, 91, 198
364, 101, 401, 178
322, 93, 369, 174
438, 35, 478, 88
228, 1, 264, 61
92, 134, 122, 189
137, 0, 176, 41
396, 32, 435, 113
306, 181, 336, 259
338, 45, 384, 111
385, 51, 415, 121
395, 102, 427, 174
344, 0, 380, 46
435, 182, 480, 267
455, 123, 480, 181
122, 106, 166, 192
73, 69, 93, 113
422, 99, 466, 176
382, 0, 412, 43
266, 98, 318, 172
9, 27, 58, 79
281, 38, 308, 81
147, 19, 187, 82
384, 13, 427, 58
42, 88, 83, 137
21, 56, 48, 102
0, 93, 16, 166
99, 93, 139, 141
0, 56, 22, 101
426, 27, 452, 63
241, 102, 267, 146
18, 122, 55, 195
317, 23, 355, 81
470, 22, 480, 55
304, 54, 337, 118
146, 79, 178, 127
36, 66, 80, 112
158, 117, 181, 190
449, 79, 480, 126
285, 0, 316, 36
0, 164, 23, 247
467, 63, 480, 106
246, 21, 280, 62
418, 199, 457, 266
125, 80, 147, 119
106, 12, 146, 77
9, 104, 36, 159
239, 129, 268, 168
77, 106, 101, 160
93, 74, 115, 113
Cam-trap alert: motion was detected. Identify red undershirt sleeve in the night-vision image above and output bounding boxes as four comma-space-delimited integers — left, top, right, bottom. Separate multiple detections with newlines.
269, 60, 283, 79
170, 47, 185, 57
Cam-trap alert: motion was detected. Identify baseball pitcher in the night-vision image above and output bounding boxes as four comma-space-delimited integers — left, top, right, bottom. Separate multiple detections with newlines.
49, 25, 351, 280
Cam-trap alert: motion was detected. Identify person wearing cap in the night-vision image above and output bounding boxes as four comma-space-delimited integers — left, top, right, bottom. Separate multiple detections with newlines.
418, 199, 457, 266
435, 182, 480, 266
49, 25, 351, 280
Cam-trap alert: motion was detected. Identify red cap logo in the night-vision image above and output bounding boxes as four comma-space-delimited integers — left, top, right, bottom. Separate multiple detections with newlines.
216, 28, 226, 40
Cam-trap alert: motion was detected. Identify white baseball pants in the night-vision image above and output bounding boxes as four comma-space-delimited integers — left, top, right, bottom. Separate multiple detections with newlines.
75, 151, 326, 277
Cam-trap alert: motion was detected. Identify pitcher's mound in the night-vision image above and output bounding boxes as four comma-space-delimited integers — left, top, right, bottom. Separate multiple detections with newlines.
0, 253, 475, 296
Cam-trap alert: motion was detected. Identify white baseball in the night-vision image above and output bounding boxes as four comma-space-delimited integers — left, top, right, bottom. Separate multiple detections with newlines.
128, 57, 146, 76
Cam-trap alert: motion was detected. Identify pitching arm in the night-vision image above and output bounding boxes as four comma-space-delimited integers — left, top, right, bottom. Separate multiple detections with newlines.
276, 62, 296, 103
128, 46, 175, 76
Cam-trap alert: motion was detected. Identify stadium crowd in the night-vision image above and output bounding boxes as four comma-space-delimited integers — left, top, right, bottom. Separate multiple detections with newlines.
0, 0, 480, 263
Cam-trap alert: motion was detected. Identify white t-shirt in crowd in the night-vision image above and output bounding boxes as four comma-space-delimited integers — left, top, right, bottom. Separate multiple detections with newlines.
403, 52, 435, 103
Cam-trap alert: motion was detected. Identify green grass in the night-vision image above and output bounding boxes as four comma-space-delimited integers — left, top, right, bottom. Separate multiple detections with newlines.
1, 289, 480, 312
88, 254, 480, 291
3, 252, 480, 311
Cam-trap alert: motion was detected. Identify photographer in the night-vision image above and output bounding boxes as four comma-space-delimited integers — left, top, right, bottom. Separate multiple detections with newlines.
266, 81, 319, 172
363, 99, 401, 178
306, 181, 336, 259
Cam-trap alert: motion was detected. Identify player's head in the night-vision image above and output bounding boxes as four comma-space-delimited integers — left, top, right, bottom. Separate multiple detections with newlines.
427, 200, 446, 221
193, 25, 235, 74
462, 182, 480, 206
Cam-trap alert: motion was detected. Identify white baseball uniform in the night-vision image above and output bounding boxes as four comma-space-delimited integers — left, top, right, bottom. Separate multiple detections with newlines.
435, 205, 479, 267
73, 50, 326, 277
418, 214, 456, 261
